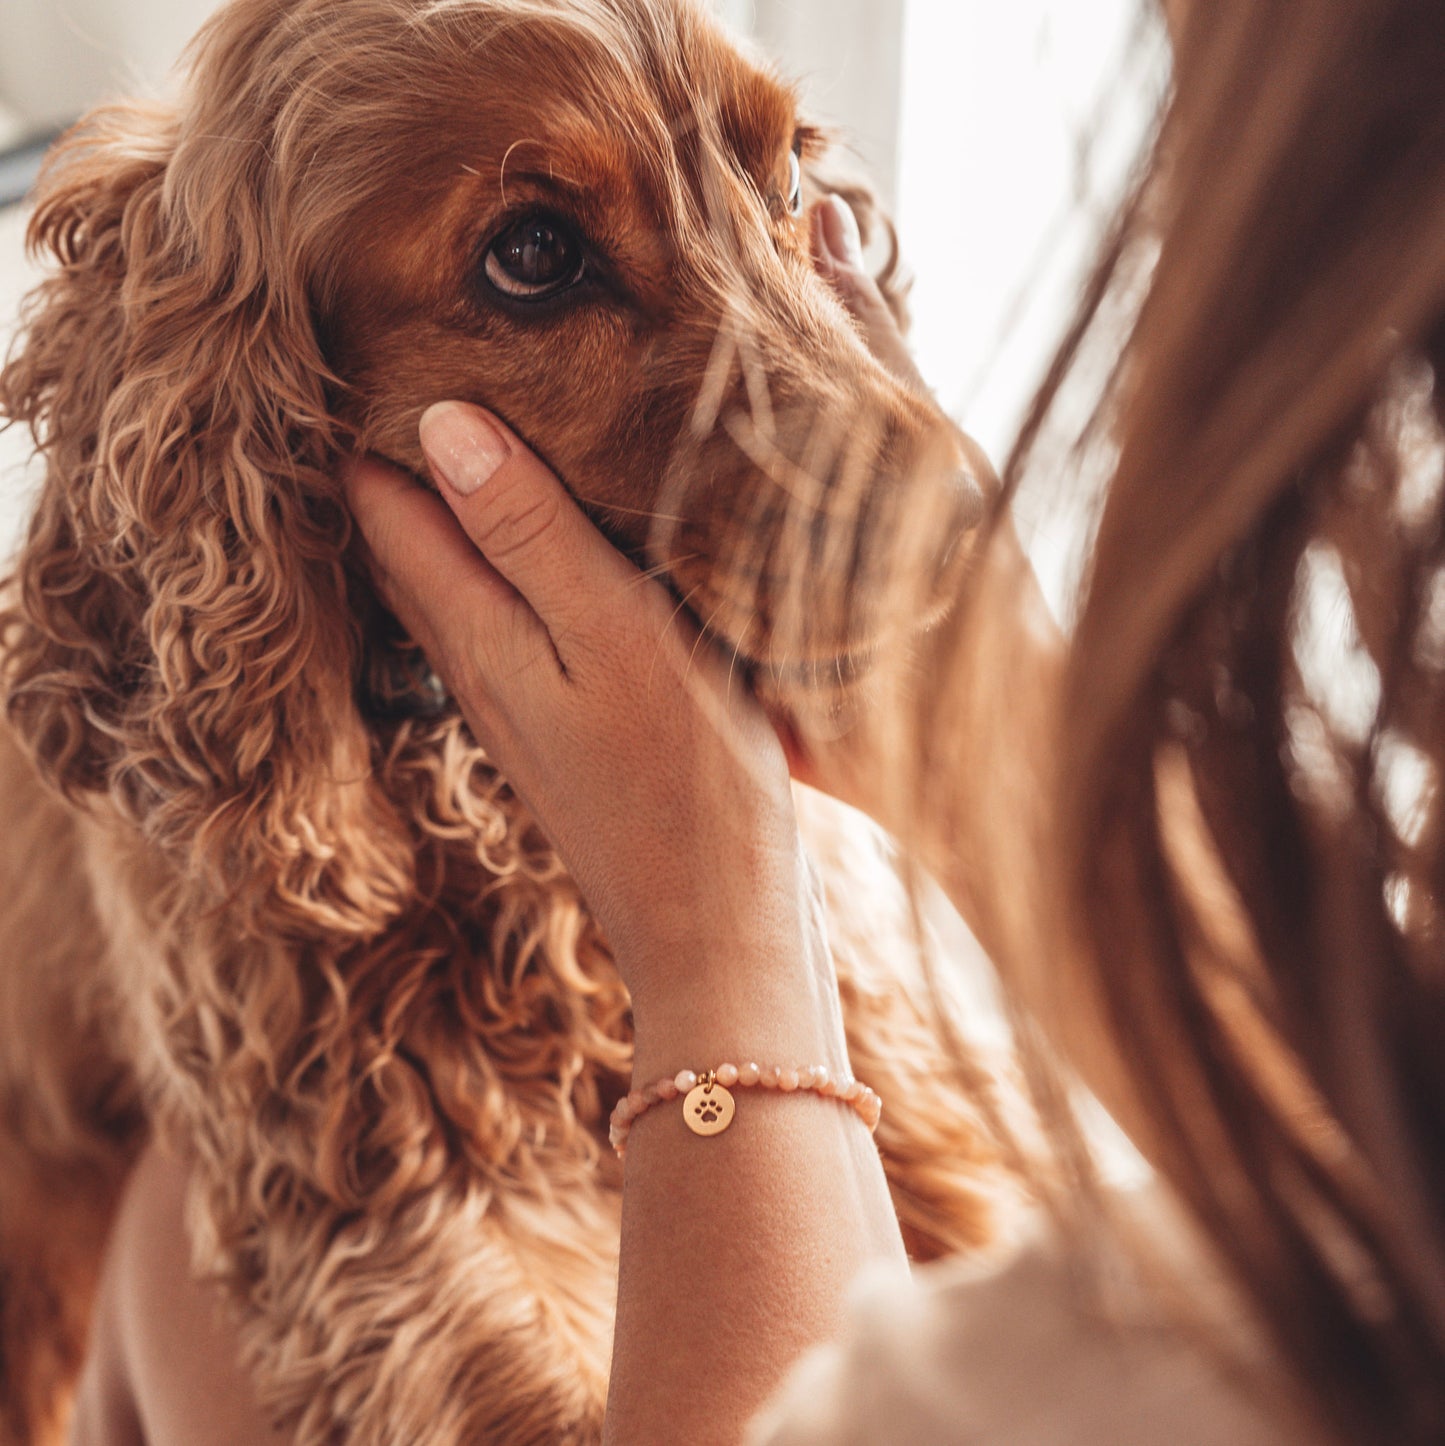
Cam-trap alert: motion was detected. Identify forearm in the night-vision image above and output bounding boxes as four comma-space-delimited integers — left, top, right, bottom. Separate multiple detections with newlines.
605, 944, 907, 1445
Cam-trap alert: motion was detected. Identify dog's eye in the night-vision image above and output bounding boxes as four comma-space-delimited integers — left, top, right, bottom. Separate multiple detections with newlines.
484, 216, 586, 299
787, 147, 804, 217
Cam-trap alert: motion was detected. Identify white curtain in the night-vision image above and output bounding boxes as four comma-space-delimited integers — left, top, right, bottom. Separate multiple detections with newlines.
720, 0, 906, 207
0, 0, 908, 198
0, 0, 213, 128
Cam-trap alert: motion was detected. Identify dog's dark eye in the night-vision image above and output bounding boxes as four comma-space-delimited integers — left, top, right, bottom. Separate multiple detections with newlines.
484, 216, 585, 299
787, 147, 804, 217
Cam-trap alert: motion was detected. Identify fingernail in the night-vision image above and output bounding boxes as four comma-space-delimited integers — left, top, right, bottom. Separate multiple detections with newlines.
419, 401, 511, 496
824, 194, 866, 271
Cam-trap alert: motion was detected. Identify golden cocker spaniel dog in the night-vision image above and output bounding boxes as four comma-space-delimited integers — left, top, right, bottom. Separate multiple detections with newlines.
0, 0, 1007, 1440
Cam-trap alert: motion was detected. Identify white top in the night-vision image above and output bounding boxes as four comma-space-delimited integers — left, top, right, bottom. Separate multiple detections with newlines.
749, 1212, 1315, 1446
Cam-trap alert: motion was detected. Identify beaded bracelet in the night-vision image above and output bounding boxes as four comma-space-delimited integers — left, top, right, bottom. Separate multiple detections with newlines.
608, 1062, 883, 1158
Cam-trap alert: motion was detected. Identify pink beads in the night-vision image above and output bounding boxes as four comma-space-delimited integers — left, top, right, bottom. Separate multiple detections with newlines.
608, 1062, 882, 1158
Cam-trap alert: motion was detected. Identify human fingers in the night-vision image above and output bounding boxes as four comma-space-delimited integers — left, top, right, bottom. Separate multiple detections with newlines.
418, 402, 655, 668
812, 197, 1000, 498
810, 195, 928, 391
343, 452, 555, 696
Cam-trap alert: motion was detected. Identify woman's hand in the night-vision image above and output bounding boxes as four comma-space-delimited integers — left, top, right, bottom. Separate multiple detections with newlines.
811, 193, 930, 392
344, 207, 916, 1444
344, 406, 847, 1074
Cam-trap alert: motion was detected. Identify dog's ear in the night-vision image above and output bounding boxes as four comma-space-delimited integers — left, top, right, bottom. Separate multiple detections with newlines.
0, 104, 414, 938
804, 149, 914, 336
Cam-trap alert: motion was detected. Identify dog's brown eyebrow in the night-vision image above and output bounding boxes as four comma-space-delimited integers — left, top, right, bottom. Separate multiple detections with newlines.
496, 168, 593, 207
716, 72, 803, 187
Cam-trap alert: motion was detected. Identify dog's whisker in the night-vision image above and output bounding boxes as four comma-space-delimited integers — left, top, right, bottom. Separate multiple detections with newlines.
725, 624, 749, 710
684, 596, 730, 689
498, 135, 547, 205
572, 494, 688, 528
646, 582, 702, 697
622, 553, 700, 593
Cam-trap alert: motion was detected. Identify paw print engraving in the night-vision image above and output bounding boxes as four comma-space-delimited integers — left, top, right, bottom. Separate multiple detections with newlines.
683, 1080, 735, 1136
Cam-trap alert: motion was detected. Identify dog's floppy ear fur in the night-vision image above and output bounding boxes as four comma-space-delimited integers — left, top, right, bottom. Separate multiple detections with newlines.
0, 101, 414, 938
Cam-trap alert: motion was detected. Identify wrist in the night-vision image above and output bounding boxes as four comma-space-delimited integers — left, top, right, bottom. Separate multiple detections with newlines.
625, 942, 850, 1085
610, 1057, 883, 1158
629, 1019, 851, 1089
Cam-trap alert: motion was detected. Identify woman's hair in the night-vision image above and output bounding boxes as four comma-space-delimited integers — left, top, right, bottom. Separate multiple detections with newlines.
923, 0, 1445, 1439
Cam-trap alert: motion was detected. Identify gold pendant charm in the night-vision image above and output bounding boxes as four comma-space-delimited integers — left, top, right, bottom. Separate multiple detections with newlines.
684, 1075, 736, 1137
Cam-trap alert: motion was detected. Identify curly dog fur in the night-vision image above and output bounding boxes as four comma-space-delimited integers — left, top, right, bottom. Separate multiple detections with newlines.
0, 1, 1012, 1440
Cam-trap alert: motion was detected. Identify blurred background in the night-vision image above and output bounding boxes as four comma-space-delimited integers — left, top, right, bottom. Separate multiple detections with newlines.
0, 0, 1158, 566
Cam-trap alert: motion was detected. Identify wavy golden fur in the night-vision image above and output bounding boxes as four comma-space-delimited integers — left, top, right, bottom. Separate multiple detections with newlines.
0, 0, 1008, 1440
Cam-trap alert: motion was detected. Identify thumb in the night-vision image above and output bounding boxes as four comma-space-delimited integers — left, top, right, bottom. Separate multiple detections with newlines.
419, 401, 637, 640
